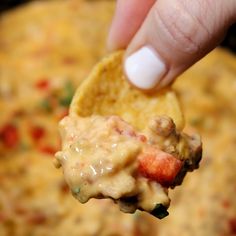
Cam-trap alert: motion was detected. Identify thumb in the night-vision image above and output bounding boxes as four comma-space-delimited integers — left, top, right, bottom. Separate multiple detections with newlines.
124, 0, 236, 90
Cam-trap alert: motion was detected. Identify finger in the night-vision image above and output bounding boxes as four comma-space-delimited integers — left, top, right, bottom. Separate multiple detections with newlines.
107, 0, 156, 51
124, 0, 236, 90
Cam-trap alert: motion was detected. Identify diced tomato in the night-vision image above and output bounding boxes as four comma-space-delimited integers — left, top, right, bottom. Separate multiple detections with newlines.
35, 79, 49, 90
109, 117, 147, 143
13, 109, 25, 117
0, 212, 6, 222
137, 134, 147, 143
115, 127, 136, 137
30, 126, 45, 142
62, 56, 76, 65
39, 145, 58, 155
59, 181, 70, 194
229, 218, 236, 234
0, 123, 19, 148
26, 212, 47, 225
133, 225, 142, 236
138, 147, 183, 187
122, 129, 136, 137
14, 205, 27, 215
222, 200, 231, 209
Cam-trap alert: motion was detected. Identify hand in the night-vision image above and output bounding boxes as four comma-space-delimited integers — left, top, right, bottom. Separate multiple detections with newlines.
108, 0, 236, 91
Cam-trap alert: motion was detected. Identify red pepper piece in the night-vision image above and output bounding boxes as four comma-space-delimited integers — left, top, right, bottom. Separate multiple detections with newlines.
138, 147, 183, 187
35, 79, 49, 90
30, 126, 45, 142
0, 123, 19, 148
39, 145, 58, 155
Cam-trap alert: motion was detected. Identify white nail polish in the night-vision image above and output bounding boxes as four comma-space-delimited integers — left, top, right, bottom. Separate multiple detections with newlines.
125, 46, 166, 89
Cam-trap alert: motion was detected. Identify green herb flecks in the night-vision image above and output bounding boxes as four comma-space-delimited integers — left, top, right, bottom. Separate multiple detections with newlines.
189, 116, 204, 127
39, 99, 52, 112
72, 187, 80, 195
59, 81, 75, 107
19, 142, 30, 151
150, 204, 169, 219
59, 96, 73, 107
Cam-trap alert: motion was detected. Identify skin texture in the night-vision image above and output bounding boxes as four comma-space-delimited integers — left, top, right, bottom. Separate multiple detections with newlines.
108, 0, 236, 90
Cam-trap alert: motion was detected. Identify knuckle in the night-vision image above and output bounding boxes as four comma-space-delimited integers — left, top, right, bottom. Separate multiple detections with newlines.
153, 1, 207, 54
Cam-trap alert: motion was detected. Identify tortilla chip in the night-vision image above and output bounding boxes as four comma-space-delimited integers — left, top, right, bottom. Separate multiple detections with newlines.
70, 51, 184, 131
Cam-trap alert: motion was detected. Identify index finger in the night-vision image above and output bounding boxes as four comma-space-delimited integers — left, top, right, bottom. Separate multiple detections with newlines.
107, 0, 155, 51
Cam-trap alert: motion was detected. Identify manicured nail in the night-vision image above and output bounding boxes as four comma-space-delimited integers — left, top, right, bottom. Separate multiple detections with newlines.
124, 46, 166, 89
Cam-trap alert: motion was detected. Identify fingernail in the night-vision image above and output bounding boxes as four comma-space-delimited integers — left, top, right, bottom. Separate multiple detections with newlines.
124, 46, 166, 89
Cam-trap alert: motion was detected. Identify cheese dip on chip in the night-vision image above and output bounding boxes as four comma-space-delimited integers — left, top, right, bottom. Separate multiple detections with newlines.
55, 52, 202, 218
